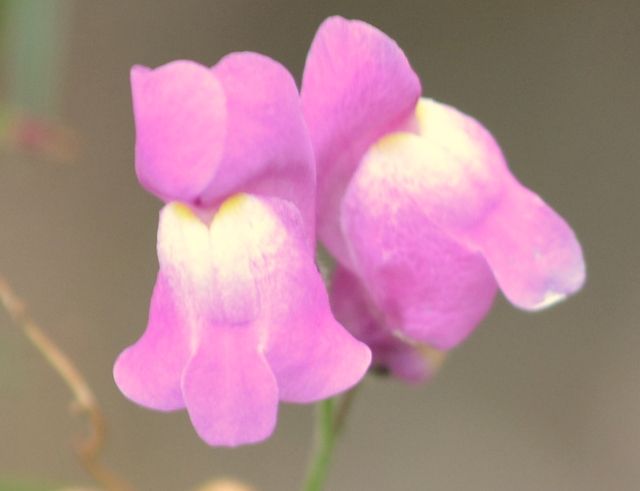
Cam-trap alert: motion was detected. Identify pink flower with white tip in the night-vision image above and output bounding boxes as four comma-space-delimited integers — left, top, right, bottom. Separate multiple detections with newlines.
301, 17, 585, 382
113, 53, 371, 446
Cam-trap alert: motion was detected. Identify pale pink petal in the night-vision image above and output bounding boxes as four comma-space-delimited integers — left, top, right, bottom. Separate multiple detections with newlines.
342, 100, 585, 347
381, 346, 433, 384
341, 132, 499, 350
153, 199, 270, 446
330, 265, 430, 383
113, 271, 189, 411
131, 61, 226, 203
466, 184, 586, 309
301, 16, 421, 266
415, 99, 586, 310
150, 199, 275, 446
223, 196, 371, 402
154, 196, 368, 445
182, 327, 278, 447
199, 52, 316, 238
156, 201, 260, 326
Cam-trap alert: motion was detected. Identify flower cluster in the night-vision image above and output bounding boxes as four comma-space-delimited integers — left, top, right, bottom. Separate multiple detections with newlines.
114, 17, 584, 445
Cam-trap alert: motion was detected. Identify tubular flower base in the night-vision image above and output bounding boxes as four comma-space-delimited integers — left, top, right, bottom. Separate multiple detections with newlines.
301, 16, 585, 381
114, 54, 370, 446
329, 265, 446, 384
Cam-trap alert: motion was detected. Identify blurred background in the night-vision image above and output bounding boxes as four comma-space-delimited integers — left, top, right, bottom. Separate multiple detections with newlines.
0, 1, 638, 490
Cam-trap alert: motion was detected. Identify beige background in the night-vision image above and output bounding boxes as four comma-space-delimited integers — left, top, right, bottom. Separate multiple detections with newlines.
1, 1, 639, 490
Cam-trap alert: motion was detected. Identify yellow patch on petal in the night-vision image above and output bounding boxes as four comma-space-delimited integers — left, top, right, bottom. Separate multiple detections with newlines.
211, 193, 285, 266
159, 202, 213, 293
370, 132, 407, 153
414, 97, 429, 133
217, 192, 247, 215
157, 195, 297, 329
359, 104, 504, 228
171, 201, 198, 220
414, 98, 505, 194
208, 194, 263, 324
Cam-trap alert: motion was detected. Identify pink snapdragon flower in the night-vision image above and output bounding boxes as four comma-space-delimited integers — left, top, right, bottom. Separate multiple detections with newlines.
301, 17, 585, 381
113, 53, 371, 446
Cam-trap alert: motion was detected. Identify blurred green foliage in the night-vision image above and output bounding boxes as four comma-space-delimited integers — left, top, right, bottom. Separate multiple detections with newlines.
0, 0, 73, 115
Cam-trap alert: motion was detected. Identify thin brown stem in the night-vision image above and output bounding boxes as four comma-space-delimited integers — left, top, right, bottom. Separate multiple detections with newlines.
0, 272, 137, 491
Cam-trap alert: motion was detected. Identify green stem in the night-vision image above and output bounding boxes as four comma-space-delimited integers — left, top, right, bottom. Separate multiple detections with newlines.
302, 397, 337, 491
333, 384, 360, 434
302, 385, 362, 491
